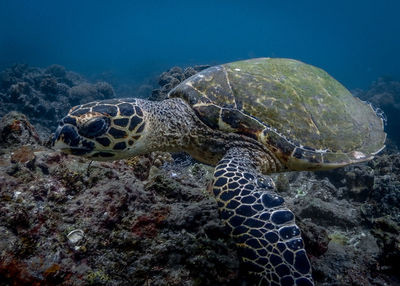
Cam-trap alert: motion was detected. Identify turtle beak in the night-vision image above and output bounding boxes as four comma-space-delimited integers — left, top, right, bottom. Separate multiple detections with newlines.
53, 123, 93, 156
52, 125, 63, 148
53, 124, 81, 149
53, 121, 97, 156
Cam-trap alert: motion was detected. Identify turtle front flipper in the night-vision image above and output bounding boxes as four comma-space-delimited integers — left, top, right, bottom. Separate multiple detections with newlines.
213, 147, 314, 286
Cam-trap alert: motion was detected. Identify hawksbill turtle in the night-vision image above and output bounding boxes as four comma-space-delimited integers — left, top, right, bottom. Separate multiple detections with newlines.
53, 58, 386, 286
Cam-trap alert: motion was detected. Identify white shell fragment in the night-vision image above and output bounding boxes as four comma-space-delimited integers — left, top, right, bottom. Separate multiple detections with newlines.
67, 229, 85, 244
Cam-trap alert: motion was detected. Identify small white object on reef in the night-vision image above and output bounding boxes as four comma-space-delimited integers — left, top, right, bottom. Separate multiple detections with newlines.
67, 229, 85, 244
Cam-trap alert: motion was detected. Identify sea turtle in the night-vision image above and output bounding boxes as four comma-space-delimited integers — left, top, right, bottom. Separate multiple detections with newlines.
53, 58, 386, 286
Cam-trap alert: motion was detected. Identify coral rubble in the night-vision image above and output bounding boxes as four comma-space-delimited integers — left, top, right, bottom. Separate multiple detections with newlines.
0, 64, 115, 140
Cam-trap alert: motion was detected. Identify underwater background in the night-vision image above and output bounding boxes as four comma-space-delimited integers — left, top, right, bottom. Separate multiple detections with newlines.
1, 1, 400, 286
1, 0, 400, 89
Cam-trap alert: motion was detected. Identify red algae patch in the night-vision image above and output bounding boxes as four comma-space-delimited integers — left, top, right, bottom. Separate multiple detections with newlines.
131, 207, 170, 238
11, 146, 35, 164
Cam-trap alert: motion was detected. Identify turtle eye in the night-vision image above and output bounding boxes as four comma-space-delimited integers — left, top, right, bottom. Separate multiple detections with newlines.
78, 117, 110, 138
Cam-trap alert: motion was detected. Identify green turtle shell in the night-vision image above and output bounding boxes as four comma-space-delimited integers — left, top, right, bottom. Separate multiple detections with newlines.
169, 58, 386, 170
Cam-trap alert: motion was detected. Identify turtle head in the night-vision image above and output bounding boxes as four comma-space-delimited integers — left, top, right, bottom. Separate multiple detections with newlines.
53, 99, 147, 161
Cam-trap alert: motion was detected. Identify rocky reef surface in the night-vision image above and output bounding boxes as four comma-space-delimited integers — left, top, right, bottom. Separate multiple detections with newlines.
0, 64, 399, 285
0, 64, 115, 140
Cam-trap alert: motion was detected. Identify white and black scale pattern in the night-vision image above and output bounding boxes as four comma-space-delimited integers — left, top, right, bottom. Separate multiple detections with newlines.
212, 147, 314, 286
60, 98, 146, 158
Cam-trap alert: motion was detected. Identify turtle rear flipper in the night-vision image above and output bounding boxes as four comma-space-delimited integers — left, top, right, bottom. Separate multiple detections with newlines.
213, 147, 314, 286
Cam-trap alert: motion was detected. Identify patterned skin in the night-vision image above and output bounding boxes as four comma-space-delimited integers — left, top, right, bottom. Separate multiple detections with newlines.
53, 98, 146, 160
213, 147, 313, 285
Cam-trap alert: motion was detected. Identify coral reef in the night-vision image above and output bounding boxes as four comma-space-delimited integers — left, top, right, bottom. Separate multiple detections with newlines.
276, 156, 400, 285
0, 112, 41, 148
149, 65, 210, 101
0, 114, 241, 285
1, 110, 399, 285
0, 64, 115, 139
0, 64, 399, 285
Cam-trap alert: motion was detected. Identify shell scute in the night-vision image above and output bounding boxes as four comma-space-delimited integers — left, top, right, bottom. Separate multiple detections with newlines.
193, 104, 221, 129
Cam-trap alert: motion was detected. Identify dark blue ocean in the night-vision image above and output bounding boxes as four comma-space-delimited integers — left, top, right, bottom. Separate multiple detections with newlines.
1, 0, 399, 89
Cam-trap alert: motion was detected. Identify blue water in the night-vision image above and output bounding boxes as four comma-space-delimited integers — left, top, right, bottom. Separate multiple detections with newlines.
1, 0, 399, 89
